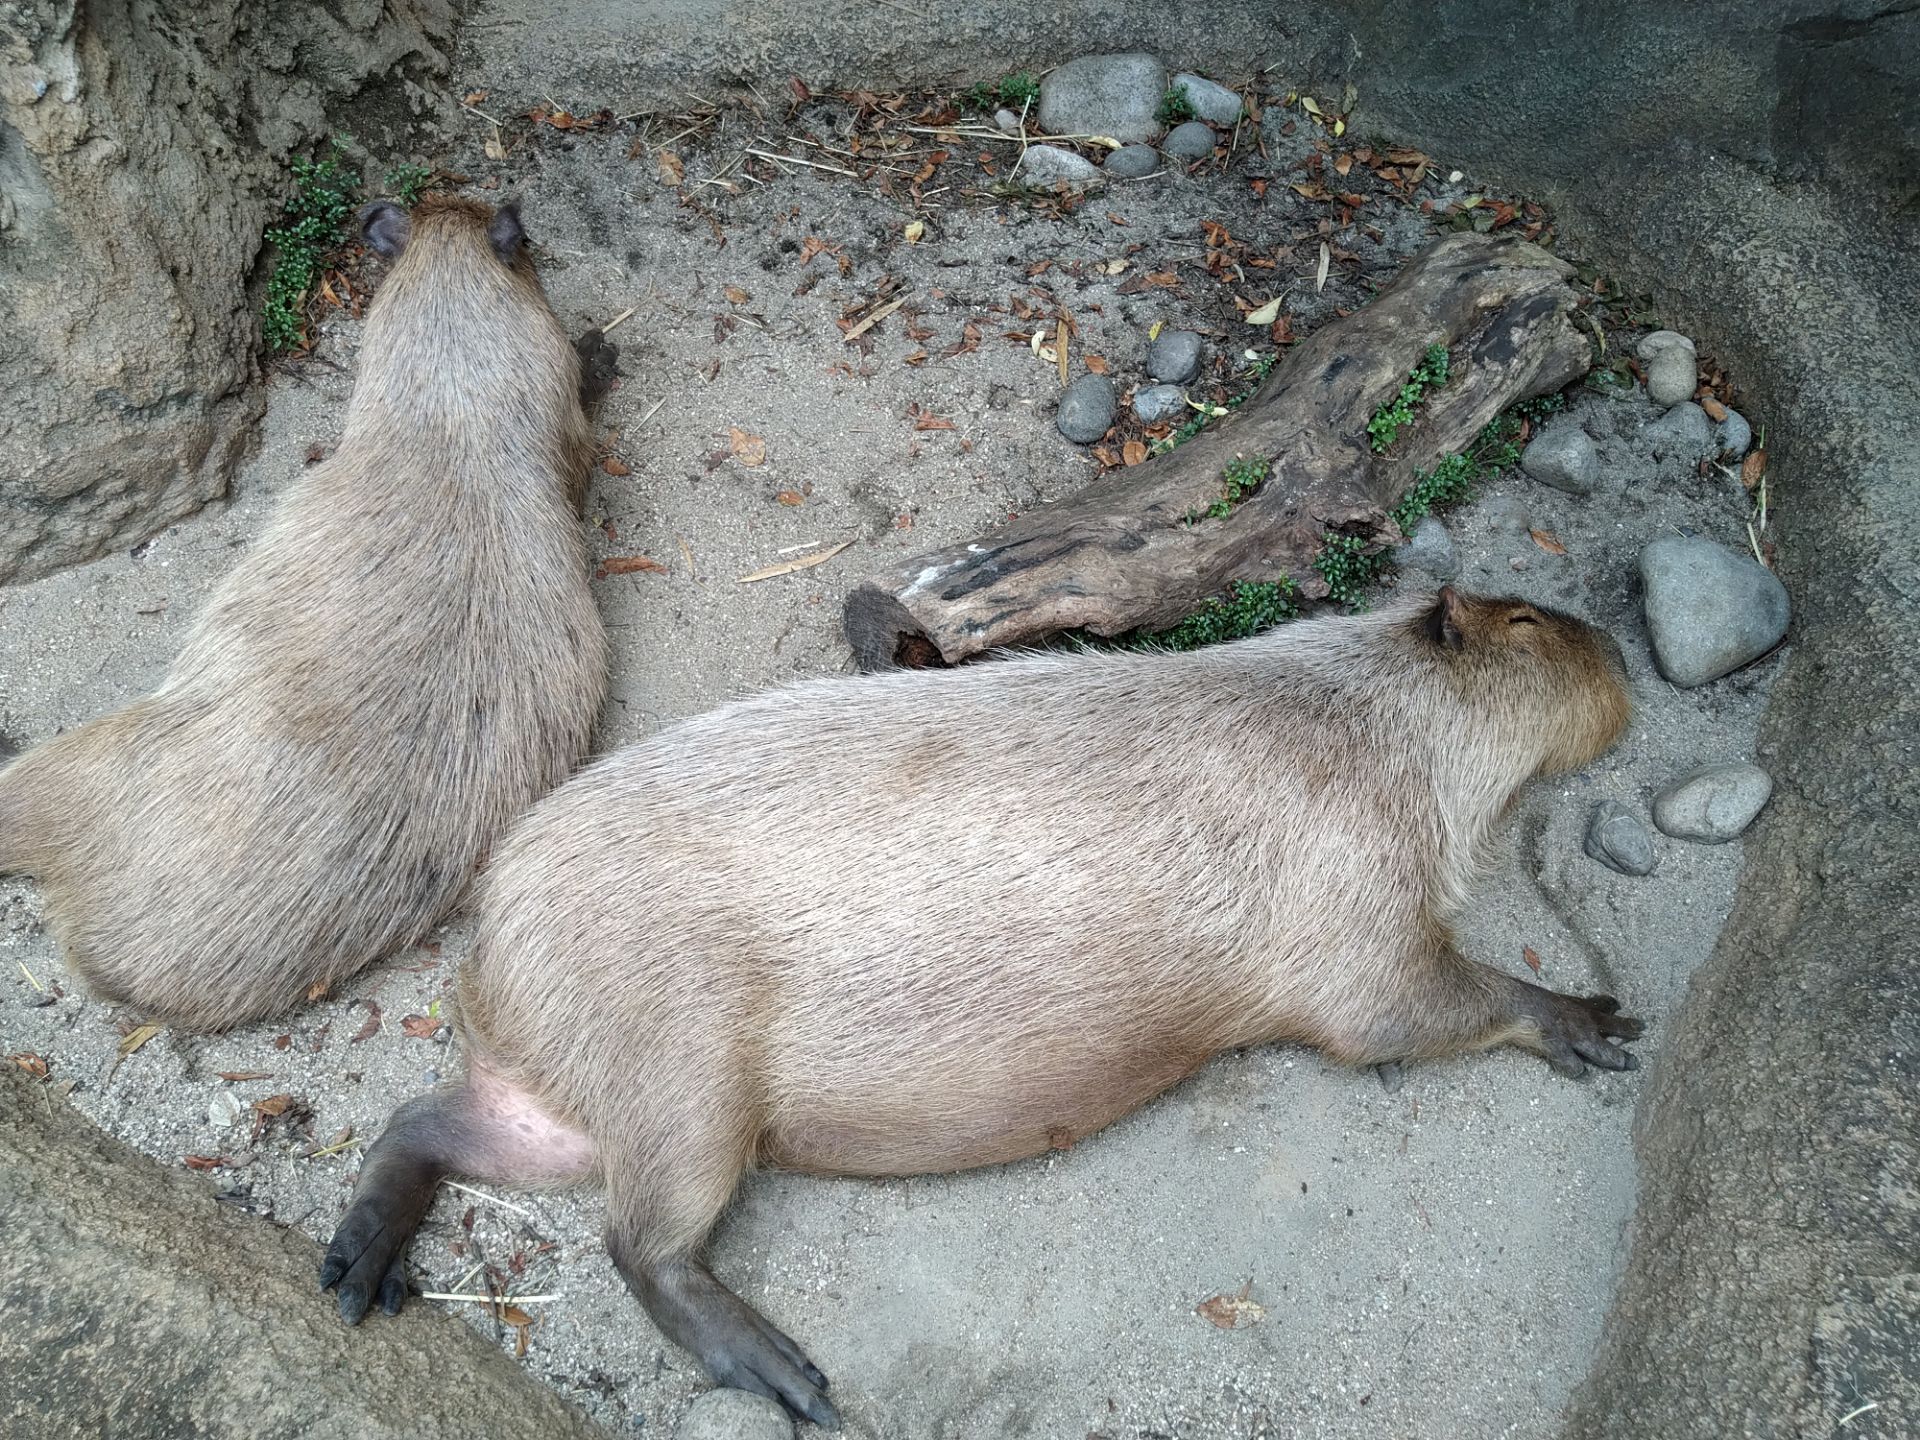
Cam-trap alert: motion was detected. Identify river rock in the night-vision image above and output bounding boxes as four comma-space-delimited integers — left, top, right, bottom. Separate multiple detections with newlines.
1162, 121, 1216, 160
1392, 515, 1459, 579
1716, 408, 1753, 459
1132, 383, 1188, 424
677, 1388, 795, 1440
1056, 375, 1118, 443
1014, 144, 1102, 189
1103, 144, 1161, 178
1645, 401, 1717, 460
1640, 536, 1791, 686
1037, 53, 1167, 143
1522, 421, 1600, 494
1637, 329, 1697, 361
1646, 345, 1699, 407
1170, 73, 1244, 124
994, 107, 1022, 134
1146, 329, 1203, 383
1584, 800, 1657, 876
1653, 763, 1773, 842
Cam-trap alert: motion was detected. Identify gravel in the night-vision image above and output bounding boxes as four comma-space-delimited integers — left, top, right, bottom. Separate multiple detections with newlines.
1652, 763, 1773, 842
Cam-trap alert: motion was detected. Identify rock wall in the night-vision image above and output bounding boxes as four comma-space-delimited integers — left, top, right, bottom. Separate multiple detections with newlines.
0, 0, 458, 585
0, 1065, 605, 1440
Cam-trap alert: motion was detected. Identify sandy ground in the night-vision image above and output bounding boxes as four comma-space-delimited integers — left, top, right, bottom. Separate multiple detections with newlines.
0, 91, 1781, 1439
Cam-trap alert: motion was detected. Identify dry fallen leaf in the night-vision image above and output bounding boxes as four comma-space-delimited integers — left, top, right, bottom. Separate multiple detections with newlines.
903, 220, 925, 244
1196, 1281, 1267, 1330
736, 538, 855, 583
656, 150, 685, 185
1742, 449, 1767, 489
1122, 439, 1149, 466
597, 555, 669, 577
1245, 296, 1283, 326
9, 1052, 49, 1079
350, 1000, 382, 1044
728, 427, 768, 466
399, 1014, 443, 1040
183, 1155, 225, 1171
601, 456, 631, 476
117, 1022, 162, 1057
1333, 152, 1354, 176
1315, 241, 1331, 293
1523, 945, 1543, 975
253, 1093, 295, 1118
774, 490, 806, 506
1699, 395, 1729, 422
484, 129, 507, 162
723, 284, 751, 305
1085, 354, 1109, 374
1530, 529, 1568, 556
305, 980, 329, 1003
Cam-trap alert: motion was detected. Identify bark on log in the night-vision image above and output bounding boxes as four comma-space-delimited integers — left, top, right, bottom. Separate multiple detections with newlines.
843, 232, 1591, 670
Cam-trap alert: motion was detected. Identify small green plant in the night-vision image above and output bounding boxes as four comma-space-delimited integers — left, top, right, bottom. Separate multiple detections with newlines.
262, 146, 359, 353
382, 162, 434, 205
1384, 391, 1568, 534
1367, 343, 1451, 452
1145, 578, 1300, 650
1155, 85, 1198, 126
1313, 533, 1387, 610
963, 71, 1041, 111
1189, 454, 1270, 523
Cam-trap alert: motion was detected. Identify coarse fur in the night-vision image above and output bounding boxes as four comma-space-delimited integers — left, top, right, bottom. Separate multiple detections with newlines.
0, 196, 608, 1031
325, 589, 1637, 1427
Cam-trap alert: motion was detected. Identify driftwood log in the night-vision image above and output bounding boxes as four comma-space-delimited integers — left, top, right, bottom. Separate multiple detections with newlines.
843, 232, 1592, 670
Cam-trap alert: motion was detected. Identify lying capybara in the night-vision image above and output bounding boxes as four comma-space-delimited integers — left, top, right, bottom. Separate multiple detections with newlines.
0, 196, 610, 1030
324, 588, 1640, 1428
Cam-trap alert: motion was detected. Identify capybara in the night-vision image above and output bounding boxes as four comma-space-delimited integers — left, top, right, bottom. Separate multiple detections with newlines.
0, 196, 609, 1030
324, 588, 1640, 1427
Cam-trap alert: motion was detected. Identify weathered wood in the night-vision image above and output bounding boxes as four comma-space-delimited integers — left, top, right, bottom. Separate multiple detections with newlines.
843, 232, 1591, 670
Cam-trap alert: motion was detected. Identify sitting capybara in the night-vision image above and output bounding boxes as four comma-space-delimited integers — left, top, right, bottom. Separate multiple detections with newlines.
0, 197, 610, 1030
324, 588, 1640, 1428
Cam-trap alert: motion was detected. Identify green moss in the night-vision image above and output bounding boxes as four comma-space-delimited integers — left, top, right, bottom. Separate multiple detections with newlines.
963, 71, 1041, 111
1189, 454, 1270, 523
1155, 85, 1198, 126
1141, 579, 1300, 650
1312, 533, 1387, 610
1366, 342, 1451, 453
262, 146, 359, 353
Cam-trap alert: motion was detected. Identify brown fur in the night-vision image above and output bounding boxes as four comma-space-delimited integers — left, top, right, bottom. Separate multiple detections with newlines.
0, 197, 608, 1030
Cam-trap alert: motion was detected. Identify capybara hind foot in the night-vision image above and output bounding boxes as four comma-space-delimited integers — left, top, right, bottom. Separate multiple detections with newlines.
324, 1072, 596, 1324
613, 1249, 839, 1429
1509, 983, 1645, 1076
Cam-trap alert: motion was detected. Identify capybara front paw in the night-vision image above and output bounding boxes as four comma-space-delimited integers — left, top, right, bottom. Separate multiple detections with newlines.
1522, 988, 1645, 1077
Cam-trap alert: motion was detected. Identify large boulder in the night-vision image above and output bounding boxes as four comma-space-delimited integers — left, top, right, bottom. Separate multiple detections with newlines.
0, 0, 457, 584
0, 1065, 604, 1439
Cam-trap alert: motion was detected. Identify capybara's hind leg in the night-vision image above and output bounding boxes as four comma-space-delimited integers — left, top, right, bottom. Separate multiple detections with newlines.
1328, 938, 1644, 1077
322, 1068, 593, 1323
603, 1142, 839, 1428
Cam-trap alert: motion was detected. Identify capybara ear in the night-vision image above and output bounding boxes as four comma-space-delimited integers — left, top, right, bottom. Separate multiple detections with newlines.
359, 201, 411, 259
1427, 586, 1467, 650
488, 202, 526, 264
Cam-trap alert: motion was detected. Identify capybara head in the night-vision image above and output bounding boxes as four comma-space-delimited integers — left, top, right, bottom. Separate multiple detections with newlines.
1421, 585, 1631, 775
358, 194, 531, 272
